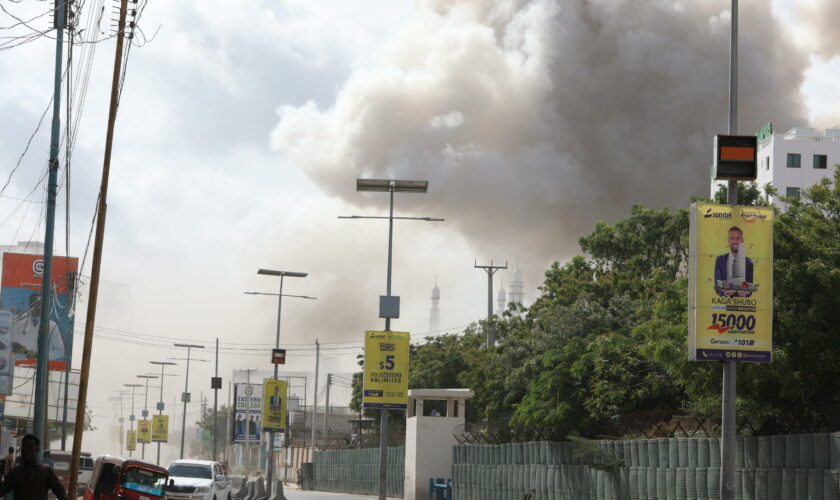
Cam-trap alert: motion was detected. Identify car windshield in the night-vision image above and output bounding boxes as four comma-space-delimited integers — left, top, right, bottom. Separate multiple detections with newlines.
168, 464, 212, 479
120, 466, 167, 495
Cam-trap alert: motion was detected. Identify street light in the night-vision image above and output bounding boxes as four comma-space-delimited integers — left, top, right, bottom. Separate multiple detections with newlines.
174, 343, 205, 459
137, 375, 158, 460
124, 384, 143, 457
341, 178, 442, 500
150, 361, 177, 465
252, 269, 312, 496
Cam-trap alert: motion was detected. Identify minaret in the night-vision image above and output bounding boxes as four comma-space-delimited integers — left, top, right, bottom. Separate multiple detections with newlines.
497, 284, 507, 314
429, 279, 440, 333
509, 266, 525, 305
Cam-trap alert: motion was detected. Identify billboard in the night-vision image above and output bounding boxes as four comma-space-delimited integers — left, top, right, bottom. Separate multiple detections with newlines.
137, 420, 151, 443
151, 415, 169, 442
261, 379, 288, 432
0, 253, 78, 387
689, 202, 773, 362
232, 383, 262, 442
363, 330, 409, 410
127, 430, 137, 451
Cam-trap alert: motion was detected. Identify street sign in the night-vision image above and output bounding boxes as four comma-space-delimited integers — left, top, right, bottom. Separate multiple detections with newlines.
688, 202, 773, 362
362, 330, 409, 410
271, 349, 286, 365
127, 430, 137, 451
137, 419, 151, 443
712, 134, 758, 181
211, 376, 222, 389
181, 392, 191, 403
156, 402, 164, 411
261, 378, 288, 431
151, 414, 169, 442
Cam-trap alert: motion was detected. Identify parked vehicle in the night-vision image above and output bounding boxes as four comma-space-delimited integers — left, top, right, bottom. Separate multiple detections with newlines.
42, 450, 94, 495
166, 459, 231, 500
82, 455, 168, 500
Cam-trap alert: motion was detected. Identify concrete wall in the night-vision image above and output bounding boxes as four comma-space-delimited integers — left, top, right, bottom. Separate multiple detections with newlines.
405, 415, 462, 500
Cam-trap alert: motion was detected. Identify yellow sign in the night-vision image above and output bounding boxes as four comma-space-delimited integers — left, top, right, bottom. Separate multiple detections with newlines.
689, 202, 773, 362
261, 379, 288, 431
137, 420, 151, 443
127, 430, 137, 451
363, 330, 409, 409
151, 414, 169, 442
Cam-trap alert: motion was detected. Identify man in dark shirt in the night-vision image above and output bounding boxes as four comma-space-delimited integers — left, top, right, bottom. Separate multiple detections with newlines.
0, 434, 67, 500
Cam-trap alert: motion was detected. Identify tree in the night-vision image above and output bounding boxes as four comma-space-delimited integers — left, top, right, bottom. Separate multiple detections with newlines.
195, 404, 230, 459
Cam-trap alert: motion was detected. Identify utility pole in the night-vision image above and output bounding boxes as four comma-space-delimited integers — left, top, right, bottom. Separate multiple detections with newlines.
341, 178, 442, 500
67, 0, 129, 493
137, 375, 158, 460
174, 343, 205, 459
213, 338, 220, 461
34, 0, 69, 455
310, 340, 320, 456
150, 361, 177, 466
124, 384, 142, 457
474, 260, 508, 347
322, 374, 331, 449
721, 1, 739, 499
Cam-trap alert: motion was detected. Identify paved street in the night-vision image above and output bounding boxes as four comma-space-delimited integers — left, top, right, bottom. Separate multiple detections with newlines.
283, 487, 399, 500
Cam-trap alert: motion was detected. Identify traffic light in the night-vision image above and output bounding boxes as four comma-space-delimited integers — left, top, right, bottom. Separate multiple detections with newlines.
712, 134, 757, 181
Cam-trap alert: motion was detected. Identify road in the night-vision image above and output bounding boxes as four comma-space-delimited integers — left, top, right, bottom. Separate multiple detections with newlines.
284, 488, 399, 500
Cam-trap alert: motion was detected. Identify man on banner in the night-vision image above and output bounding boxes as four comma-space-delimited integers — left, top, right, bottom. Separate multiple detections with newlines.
269, 385, 282, 410
714, 226, 754, 297
11, 294, 65, 360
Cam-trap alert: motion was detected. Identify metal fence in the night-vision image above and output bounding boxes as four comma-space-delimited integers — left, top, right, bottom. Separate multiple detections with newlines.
452, 435, 840, 499
314, 446, 405, 497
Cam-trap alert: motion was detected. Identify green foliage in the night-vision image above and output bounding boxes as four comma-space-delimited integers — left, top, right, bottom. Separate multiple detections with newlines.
352, 177, 840, 437
568, 436, 625, 471
712, 181, 772, 206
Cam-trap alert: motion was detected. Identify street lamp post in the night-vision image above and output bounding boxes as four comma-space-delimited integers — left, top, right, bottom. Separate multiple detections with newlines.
124, 384, 142, 457
150, 361, 177, 465
174, 343, 205, 459
252, 269, 313, 496
341, 178, 442, 500
137, 375, 158, 460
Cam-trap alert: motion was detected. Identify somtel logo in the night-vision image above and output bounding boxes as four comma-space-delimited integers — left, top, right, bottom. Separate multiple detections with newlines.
32, 259, 44, 278
704, 208, 732, 220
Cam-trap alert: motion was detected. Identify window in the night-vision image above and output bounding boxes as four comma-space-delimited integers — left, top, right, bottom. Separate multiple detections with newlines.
785, 187, 800, 200
814, 154, 827, 169
766, 157, 770, 170
786, 153, 801, 168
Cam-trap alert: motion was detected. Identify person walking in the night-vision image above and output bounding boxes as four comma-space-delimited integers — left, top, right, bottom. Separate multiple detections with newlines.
0, 434, 67, 500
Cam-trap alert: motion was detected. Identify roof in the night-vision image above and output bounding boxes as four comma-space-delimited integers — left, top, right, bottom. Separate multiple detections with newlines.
168, 459, 217, 467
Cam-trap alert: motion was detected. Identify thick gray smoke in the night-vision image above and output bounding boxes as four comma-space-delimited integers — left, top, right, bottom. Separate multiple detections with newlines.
799, 0, 840, 59
271, 0, 808, 264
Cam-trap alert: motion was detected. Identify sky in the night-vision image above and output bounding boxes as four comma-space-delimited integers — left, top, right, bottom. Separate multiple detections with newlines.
0, 0, 838, 461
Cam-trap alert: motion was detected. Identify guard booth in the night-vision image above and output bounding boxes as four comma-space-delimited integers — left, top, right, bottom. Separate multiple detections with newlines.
404, 389, 473, 500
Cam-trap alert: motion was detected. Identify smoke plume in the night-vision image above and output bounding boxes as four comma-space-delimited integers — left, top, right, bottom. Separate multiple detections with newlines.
271, 0, 808, 264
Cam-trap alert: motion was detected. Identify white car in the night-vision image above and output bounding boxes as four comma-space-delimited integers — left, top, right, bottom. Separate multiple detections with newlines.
166, 460, 231, 500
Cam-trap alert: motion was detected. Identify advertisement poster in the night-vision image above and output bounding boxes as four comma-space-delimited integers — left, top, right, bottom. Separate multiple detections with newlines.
261, 379, 288, 432
232, 383, 262, 442
363, 330, 409, 410
127, 430, 137, 451
137, 419, 151, 443
151, 414, 169, 442
689, 202, 773, 362
0, 253, 78, 390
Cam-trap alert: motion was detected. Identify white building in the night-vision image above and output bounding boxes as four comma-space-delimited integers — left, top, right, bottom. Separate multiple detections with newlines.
712, 125, 840, 207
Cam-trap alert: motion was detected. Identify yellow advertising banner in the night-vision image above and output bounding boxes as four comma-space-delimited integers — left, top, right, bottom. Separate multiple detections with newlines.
137, 419, 151, 443
363, 330, 409, 410
127, 430, 137, 451
151, 414, 169, 442
261, 379, 288, 431
689, 202, 773, 362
